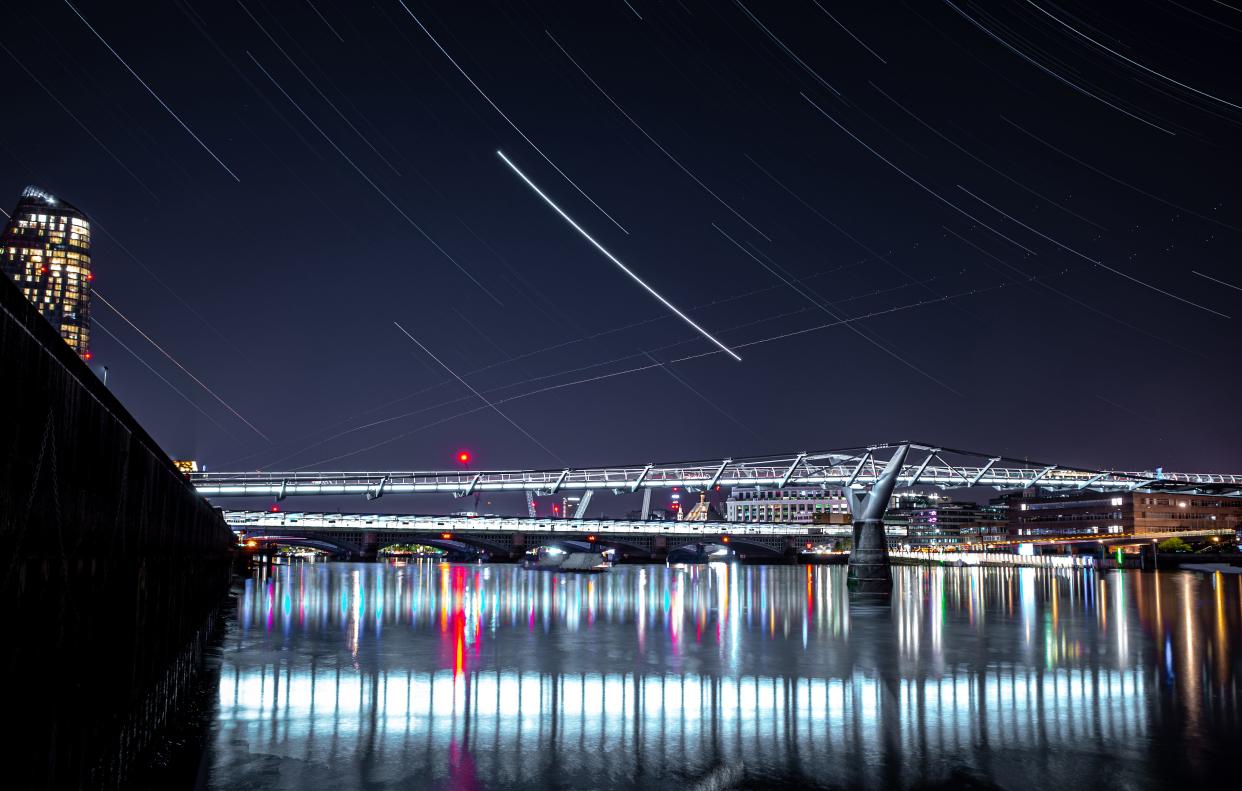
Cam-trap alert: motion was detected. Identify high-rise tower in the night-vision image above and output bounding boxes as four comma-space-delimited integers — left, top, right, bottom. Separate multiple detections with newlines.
0, 186, 93, 358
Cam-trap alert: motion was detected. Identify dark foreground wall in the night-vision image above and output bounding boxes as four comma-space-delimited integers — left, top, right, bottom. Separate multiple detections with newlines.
0, 275, 233, 788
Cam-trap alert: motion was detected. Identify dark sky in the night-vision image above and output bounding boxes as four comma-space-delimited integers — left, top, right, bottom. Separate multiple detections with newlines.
3, 1, 1240, 489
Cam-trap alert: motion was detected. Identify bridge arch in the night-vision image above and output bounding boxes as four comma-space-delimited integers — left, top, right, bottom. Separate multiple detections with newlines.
246, 534, 357, 557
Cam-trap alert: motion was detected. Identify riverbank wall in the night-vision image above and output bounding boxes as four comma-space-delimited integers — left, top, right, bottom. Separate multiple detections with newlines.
0, 274, 234, 789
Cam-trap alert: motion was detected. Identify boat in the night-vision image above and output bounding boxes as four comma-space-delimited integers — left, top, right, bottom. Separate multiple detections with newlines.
666, 542, 735, 564
522, 546, 611, 572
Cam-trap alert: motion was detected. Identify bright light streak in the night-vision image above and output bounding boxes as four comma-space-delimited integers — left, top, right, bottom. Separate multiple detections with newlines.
248, 51, 502, 305
395, 1, 629, 235
957, 184, 1230, 318
801, 93, 1038, 256
1192, 270, 1242, 292
940, 0, 1175, 136
1022, 0, 1242, 112
392, 321, 563, 464
63, 1, 241, 181
497, 149, 742, 362
546, 31, 771, 242
94, 291, 270, 441
94, 318, 241, 441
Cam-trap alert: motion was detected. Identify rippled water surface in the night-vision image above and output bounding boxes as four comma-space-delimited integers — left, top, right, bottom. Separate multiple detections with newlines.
206, 562, 1242, 789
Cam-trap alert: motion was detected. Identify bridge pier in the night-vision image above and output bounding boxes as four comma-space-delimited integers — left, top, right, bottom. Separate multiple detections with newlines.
846, 444, 909, 596
361, 530, 379, 561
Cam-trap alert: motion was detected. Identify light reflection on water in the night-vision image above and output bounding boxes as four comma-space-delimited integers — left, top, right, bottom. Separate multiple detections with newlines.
208, 563, 1242, 789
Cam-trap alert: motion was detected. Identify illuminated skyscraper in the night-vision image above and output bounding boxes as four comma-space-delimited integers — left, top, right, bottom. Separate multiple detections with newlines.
0, 186, 93, 357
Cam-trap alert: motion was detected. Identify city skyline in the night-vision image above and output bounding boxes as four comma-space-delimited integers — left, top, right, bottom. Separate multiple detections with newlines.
1, 2, 1238, 478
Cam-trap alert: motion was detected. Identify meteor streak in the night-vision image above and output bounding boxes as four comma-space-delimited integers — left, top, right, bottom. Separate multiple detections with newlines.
63, 1, 241, 181
497, 149, 743, 362
93, 292, 270, 442
395, 0, 629, 235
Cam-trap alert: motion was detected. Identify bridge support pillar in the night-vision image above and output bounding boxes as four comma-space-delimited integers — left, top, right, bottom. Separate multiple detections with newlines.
845, 444, 909, 596
361, 531, 379, 561
848, 518, 892, 593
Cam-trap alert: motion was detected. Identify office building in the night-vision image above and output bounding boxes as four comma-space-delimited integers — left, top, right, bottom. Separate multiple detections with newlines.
1008, 491, 1242, 538
1, 186, 93, 357
727, 486, 850, 523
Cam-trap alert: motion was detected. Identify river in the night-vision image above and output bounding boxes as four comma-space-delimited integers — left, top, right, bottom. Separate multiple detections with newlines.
203, 562, 1242, 789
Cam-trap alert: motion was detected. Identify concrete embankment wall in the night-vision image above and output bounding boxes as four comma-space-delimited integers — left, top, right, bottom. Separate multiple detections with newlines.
0, 275, 234, 788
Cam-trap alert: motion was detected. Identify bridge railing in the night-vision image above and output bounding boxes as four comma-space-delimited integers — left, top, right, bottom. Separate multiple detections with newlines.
192, 443, 1242, 499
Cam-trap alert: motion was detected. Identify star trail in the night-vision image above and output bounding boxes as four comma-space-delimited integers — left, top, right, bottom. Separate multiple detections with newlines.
1, 0, 1237, 477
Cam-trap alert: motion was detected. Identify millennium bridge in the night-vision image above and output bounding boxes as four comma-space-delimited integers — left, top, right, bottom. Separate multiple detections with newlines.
197, 443, 1242, 592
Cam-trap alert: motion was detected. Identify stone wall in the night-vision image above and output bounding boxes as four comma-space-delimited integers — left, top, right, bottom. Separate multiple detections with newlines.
0, 274, 233, 788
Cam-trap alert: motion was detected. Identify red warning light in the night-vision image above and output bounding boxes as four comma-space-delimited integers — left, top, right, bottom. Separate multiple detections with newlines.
86, 272, 94, 281
82, 351, 92, 361
457, 451, 471, 464
586, 535, 596, 542
269, 504, 280, 513
440, 532, 453, 540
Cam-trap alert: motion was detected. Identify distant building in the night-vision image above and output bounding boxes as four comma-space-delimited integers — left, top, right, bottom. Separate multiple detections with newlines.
904, 501, 1007, 547
682, 493, 725, 522
0, 186, 93, 357
1008, 491, 1242, 538
726, 486, 849, 523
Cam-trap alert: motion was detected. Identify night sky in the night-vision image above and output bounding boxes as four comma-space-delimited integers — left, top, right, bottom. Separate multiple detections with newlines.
3, 1, 1240, 496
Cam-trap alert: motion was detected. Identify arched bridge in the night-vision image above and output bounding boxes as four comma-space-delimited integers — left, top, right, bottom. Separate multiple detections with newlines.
223, 511, 853, 561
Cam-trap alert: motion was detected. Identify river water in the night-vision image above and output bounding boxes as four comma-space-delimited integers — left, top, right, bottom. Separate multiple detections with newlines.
204, 562, 1242, 789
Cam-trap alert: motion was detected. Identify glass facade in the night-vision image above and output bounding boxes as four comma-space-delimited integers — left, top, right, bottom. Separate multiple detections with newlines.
1, 186, 93, 357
